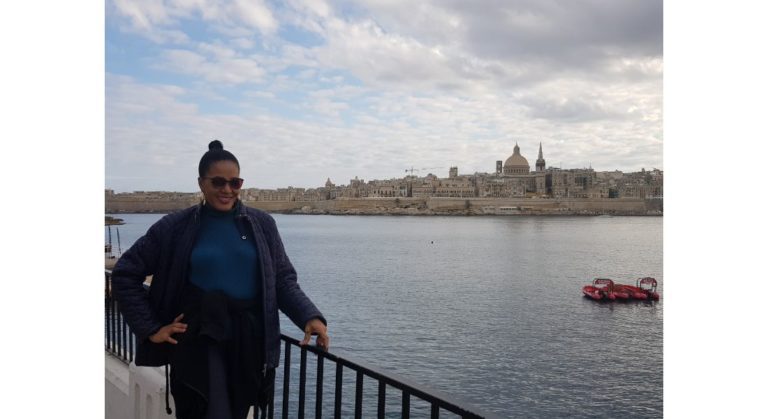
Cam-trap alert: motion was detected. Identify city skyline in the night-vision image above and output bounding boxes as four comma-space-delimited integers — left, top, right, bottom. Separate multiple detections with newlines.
108, 140, 661, 194
106, 0, 663, 193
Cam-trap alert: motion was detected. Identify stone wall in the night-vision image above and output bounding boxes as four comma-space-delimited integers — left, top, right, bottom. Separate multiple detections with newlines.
107, 196, 660, 215
106, 198, 199, 213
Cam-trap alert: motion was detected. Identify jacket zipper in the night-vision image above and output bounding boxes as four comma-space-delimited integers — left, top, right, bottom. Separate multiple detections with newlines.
238, 205, 270, 376
174, 206, 202, 313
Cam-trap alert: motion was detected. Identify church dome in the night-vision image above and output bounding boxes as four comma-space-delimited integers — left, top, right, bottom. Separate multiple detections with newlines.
504, 154, 529, 168
503, 143, 530, 175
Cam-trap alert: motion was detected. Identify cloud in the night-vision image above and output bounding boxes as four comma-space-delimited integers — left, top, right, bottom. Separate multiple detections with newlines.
111, 0, 173, 30
307, 98, 349, 118
230, 37, 256, 49
157, 46, 266, 84
232, 0, 278, 32
311, 18, 476, 91
244, 90, 276, 99
306, 0, 662, 90
354, 0, 662, 63
286, 0, 332, 19
109, 0, 279, 39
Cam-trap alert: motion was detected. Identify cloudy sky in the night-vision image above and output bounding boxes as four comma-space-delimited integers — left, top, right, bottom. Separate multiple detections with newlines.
106, 0, 663, 193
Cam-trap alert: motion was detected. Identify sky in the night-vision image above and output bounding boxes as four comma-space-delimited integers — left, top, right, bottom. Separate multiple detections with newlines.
106, 0, 663, 193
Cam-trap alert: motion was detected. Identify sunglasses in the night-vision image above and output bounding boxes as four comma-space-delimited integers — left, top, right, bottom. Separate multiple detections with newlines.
203, 176, 244, 189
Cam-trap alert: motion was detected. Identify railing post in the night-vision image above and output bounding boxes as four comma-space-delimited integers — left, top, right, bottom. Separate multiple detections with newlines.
299, 346, 307, 419
282, 343, 291, 419
111, 294, 117, 355
334, 363, 342, 419
402, 390, 410, 419
315, 356, 324, 419
105, 273, 111, 350
117, 308, 122, 359
129, 331, 134, 363
354, 370, 363, 419
377, 380, 386, 418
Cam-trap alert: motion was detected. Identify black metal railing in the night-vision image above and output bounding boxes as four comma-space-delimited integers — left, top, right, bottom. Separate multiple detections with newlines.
105, 269, 500, 418
105, 269, 136, 364
276, 335, 500, 418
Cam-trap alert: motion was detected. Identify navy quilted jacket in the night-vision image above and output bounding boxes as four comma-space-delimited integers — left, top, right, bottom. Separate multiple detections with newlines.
111, 202, 326, 368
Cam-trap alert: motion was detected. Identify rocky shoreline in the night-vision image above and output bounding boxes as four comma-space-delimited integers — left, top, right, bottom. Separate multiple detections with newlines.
107, 197, 662, 216
276, 209, 664, 217
109, 206, 662, 216
271, 207, 662, 216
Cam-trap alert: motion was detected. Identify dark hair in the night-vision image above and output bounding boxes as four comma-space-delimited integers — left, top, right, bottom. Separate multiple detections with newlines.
198, 140, 240, 177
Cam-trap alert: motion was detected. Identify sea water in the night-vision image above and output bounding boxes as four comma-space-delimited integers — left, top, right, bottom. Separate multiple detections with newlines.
107, 213, 663, 418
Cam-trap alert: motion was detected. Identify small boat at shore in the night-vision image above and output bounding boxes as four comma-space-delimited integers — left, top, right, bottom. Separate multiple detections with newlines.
105, 215, 125, 225
105, 223, 123, 269
583, 277, 660, 301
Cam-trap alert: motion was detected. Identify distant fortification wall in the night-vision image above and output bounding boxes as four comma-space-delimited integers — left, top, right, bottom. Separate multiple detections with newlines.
106, 199, 199, 213
107, 196, 661, 215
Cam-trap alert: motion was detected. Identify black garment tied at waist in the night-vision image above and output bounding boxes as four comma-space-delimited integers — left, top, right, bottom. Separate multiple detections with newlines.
170, 284, 273, 418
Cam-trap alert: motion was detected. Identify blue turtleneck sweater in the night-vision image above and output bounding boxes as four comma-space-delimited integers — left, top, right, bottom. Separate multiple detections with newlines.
189, 204, 260, 300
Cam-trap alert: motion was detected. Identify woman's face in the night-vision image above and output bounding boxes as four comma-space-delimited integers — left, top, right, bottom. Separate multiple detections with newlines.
198, 160, 241, 211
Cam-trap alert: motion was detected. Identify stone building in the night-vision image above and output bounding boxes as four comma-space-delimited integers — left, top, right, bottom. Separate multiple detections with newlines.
547, 168, 598, 198
615, 168, 664, 199
411, 174, 441, 198
369, 179, 401, 197
337, 176, 370, 198
434, 175, 476, 198
478, 176, 525, 197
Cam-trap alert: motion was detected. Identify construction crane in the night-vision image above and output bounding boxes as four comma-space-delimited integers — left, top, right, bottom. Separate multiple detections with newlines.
405, 166, 443, 176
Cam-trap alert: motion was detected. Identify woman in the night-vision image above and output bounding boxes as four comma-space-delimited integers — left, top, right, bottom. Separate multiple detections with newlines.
112, 140, 329, 419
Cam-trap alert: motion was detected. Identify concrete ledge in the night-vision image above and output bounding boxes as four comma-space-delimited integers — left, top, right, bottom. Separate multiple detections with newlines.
105, 353, 176, 419
105, 354, 129, 419
104, 353, 264, 419
128, 362, 175, 419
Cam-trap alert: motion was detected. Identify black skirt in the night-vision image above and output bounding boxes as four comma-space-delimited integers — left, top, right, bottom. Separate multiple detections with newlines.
169, 284, 274, 419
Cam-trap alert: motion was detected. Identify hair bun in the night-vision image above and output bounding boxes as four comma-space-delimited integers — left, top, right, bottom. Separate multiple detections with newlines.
208, 140, 224, 151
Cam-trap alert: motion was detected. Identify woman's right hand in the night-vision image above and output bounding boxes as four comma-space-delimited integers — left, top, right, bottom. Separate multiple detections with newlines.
149, 314, 187, 344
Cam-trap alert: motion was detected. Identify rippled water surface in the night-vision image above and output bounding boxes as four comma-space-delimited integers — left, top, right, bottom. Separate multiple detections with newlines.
108, 214, 663, 418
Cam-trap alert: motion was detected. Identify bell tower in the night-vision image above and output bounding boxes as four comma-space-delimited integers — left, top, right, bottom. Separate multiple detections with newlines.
536, 142, 546, 172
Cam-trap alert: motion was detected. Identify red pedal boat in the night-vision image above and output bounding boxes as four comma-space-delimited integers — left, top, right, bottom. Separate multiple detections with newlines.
635, 277, 660, 300
613, 282, 647, 300
589, 277, 661, 301
582, 278, 616, 301
613, 277, 660, 300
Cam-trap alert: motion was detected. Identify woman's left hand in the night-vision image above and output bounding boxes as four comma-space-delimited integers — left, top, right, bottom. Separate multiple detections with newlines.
301, 318, 330, 350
